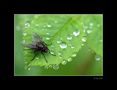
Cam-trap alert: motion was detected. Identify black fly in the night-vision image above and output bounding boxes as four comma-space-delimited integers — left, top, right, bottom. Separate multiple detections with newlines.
24, 33, 53, 63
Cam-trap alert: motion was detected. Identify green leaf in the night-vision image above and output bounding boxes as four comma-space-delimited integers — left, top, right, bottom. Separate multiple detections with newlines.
20, 15, 86, 68
86, 15, 103, 56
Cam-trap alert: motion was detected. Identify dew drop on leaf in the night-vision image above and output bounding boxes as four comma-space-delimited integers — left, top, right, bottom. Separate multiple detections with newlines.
95, 55, 101, 61
82, 37, 87, 42
23, 32, 27, 36
47, 24, 52, 27
67, 58, 72, 62
53, 64, 59, 70
46, 37, 50, 40
60, 42, 67, 49
73, 30, 80, 37
87, 30, 92, 34
61, 60, 67, 65
25, 22, 30, 28
71, 53, 77, 57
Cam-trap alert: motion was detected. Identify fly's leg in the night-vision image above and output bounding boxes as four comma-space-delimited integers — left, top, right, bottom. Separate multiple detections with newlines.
41, 52, 48, 63
31, 50, 38, 61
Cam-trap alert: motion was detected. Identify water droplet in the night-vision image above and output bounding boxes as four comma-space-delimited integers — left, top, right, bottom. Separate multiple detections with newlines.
48, 64, 52, 68
46, 32, 50, 35
44, 65, 49, 69
100, 39, 103, 42
67, 36, 72, 40
97, 24, 100, 27
23, 32, 27, 36
60, 42, 67, 49
57, 40, 61, 44
47, 24, 52, 27
84, 26, 88, 29
53, 64, 59, 70
46, 37, 50, 40
36, 57, 39, 60
28, 67, 31, 71
87, 30, 92, 34
82, 37, 87, 42
72, 53, 77, 57
61, 60, 67, 65
50, 50, 55, 55
81, 43, 84, 46
67, 58, 72, 62
21, 40, 26, 44
54, 21, 58, 23
89, 23, 93, 26
69, 44, 75, 48
73, 30, 80, 36
16, 26, 20, 31
25, 22, 30, 28
95, 55, 101, 61
35, 24, 39, 27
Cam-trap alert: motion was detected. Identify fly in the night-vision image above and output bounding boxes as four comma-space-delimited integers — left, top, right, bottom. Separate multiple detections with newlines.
24, 32, 55, 63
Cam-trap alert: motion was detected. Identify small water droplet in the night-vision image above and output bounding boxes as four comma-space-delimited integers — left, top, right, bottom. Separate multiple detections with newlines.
28, 67, 31, 71
67, 36, 72, 40
47, 24, 52, 27
61, 60, 67, 65
69, 44, 75, 48
100, 39, 103, 42
60, 42, 67, 49
53, 64, 59, 70
72, 53, 77, 57
84, 26, 88, 29
82, 37, 87, 42
50, 50, 55, 55
87, 30, 92, 34
81, 43, 84, 46
48, 64, 52, 68
35, 24, 39, 27
73, 30, 80, 36
23, 32, 27, 36
67, 58, 72, 62
36, 57, 39, 60
97, 24, 100, 27
89, 23, 93, 26
25, 22, 30, 28
21, 40, 26, 44
44, 65, 49, 69
46, 32, 50, 35
16, 26, 20, 31
46, 37, 50, 40
54, 21, 58, 23
57, 40, 61, 44
95, 55, 101, 61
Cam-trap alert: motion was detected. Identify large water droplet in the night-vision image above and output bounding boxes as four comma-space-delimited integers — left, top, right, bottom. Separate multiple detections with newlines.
25, 22, 30, 28
53, 64, 59, 70
73, 30, 80, 36
67, 58, 72, 62
23, 32, 27, 36
61, 60, 67, 65
60, 42, 67, 49
82, 37, 87, 42
95, 55, 101, 61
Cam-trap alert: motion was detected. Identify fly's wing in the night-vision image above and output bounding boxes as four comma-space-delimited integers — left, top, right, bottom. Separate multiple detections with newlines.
23, 43, 37, 49
32, 33, 42, 43
32, 32, 47, 45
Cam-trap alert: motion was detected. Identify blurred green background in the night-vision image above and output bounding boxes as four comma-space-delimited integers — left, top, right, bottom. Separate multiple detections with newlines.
14, 14, 103, 76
